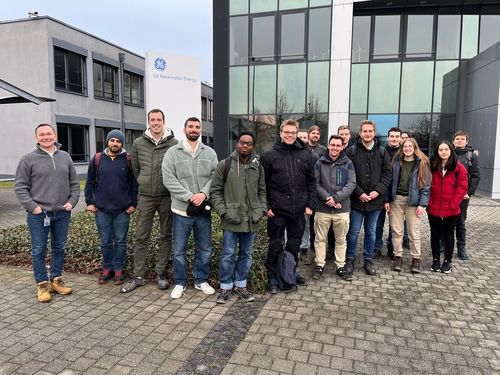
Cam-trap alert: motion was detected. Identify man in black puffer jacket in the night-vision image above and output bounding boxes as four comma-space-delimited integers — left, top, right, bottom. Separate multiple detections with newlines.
261, 119, 316, 294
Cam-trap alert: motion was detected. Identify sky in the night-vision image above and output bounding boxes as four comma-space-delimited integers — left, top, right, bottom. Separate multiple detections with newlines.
0, 0, 214, 83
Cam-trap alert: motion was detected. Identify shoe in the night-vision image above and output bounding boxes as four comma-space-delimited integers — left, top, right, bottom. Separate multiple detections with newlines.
234, 287, 255, 302
171, 284, 186, 299
431, 259, 441, 272
441, 260, 452, 274
268, 282, 278, 295
336, 267, 352, 281
156, 272, 169, 290
120, 277, 146, 293
216, 289, 232, 304
345, 257, 355, 275
403, 239, 410, 249
98, 269, 113, 284
373, 249, 382, 259
410, 259, 421, 274
281, 285, 298, 293
363, 260, 376, 276
392, 256, 402, 272
113, 271, 125, 285
295, 274, 307, 286
312, 266, 323, 280
195, 282, 215, 295
458, 247, 469, 261
50, 276, 72, 295
37, 281, 52, 303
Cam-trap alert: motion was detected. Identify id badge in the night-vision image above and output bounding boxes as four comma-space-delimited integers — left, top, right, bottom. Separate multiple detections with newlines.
43, 215, 51, 227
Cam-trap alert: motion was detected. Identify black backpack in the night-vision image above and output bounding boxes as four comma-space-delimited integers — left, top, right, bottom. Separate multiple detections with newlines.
276, 250, 297, 291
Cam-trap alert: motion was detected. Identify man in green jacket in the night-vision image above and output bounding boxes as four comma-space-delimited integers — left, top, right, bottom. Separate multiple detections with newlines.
210, 132, 267, 304
121, 109, 178, 293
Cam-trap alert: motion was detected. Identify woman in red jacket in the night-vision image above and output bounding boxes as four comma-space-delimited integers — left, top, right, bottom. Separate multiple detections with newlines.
428, 140, 468, 273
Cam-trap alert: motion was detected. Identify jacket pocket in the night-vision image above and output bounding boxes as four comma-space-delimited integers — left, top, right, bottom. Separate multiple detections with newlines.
250, 202, 264, 224
225, 203, 242, 224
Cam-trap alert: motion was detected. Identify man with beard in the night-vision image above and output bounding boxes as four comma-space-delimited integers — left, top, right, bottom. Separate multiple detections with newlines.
162, 117, 218, 299
308, 125, 327, 157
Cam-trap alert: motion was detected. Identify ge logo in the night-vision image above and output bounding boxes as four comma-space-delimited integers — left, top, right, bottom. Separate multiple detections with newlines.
154, 58, 166, 71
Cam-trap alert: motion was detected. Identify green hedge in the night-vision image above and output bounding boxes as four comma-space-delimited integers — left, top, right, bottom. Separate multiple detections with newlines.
0, 211, 270, 293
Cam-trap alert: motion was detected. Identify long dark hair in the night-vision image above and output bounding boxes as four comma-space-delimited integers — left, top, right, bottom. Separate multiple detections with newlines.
430, 140, 458, 172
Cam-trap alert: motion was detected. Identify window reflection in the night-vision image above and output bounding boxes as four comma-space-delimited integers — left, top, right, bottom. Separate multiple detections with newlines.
307, 62, 329, 113
278, 63, 306, 114
434, 61, 459, 113
230, 0, 248, 15
229, 66, 248, 114
436, 15, 460, 59
400, 61, 434, 113
461, 15, 478, 58
249, 64, 276, 114
310, 0, 331, 6
399, 114, 432, 154
406, 15, 434, 58
367, 114, 398, 141
373, 15, 400, 59
350, 64, 368, 113
250, 0, 277, 13
352, 16, 371, 63
309, 8, 331, 61
479, 14, 500, 52
252, 16, 275, 61
279, 0, 307, 10
281, 12, 306, 60
369, 63, 400, 113
231, 114, 277, 153
230, 16, 248, 65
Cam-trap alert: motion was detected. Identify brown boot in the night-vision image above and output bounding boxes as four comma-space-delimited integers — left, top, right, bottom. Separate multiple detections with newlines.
392, 256, 402, 272
37, 281, 52, 303
50, 276, 72, 295
410, 258, 421, 274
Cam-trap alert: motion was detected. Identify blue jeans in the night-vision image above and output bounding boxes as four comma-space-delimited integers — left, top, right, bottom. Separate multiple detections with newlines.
346, 209, 381, 260
95, 210, 130, 271
375, 209, 393, 254
172, 213, 212, 286
219, 230, 256, 290
27, 210, 71, 283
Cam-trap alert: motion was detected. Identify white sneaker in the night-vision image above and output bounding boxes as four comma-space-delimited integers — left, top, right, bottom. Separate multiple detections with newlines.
170, 284, 186, 299
195, 282, 215, 295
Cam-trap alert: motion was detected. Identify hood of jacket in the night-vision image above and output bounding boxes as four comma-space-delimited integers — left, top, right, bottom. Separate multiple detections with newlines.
144, 125, 175, 144
454, 145, 474, 155
353, 136, 383, 152
273, 139, 305, 153
319, 150, 350, 165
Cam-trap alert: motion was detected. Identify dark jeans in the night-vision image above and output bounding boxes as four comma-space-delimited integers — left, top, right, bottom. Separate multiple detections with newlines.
133, 195, 173, 277
95, 210, 130, 271
266, 213, 305, 283
220, 230, 256, 290
456, 198, 470, 248
346, 209, 381, 260
428, 214, 459, 261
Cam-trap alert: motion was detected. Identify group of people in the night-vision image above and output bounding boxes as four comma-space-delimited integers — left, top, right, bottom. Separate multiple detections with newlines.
14, 112, 480, 303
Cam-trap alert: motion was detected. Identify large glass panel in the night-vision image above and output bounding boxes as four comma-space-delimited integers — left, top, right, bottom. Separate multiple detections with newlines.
399, 114, 432, 154
440, 65, 459, 115
461, 15, 479, 58
400, 61, 434, 113
229, 66, 248, 114
277, 63, 306, 114
232, 114, 277, 153
279, 0, 307, 10
350, 64, 368, 113
303, 113, 328, 144
249, 64, 276, 114
281, 12, 305, 60
230, 0, 248, 15
368, 63, 400, 113
230, 16, 248, 65
252, 16, 275, 61
436, 15, 460, 59
406, 15, 434, 58
349, 115, 367, 135
310, 0, 331, 6
352, 16, 371, 63
367, 114, 398, 141
54, 49, 66, 89
307, 61, 329, 113
433, 61, 459, 113
373, 15, 400, 59
479, 14, 500, 52
67, 52, 84, 93
309, 7, 331, 61
250, 0, 277, 13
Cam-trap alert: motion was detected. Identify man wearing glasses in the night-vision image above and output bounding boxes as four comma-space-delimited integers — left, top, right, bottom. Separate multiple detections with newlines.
261, 119, 316, 294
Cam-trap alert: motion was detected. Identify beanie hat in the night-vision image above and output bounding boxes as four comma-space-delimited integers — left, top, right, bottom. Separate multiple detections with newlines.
106, 129, 125, 146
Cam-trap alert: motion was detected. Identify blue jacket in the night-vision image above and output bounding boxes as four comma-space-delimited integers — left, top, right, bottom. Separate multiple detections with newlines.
388, 156, 430, 207
84, 150, 138, 214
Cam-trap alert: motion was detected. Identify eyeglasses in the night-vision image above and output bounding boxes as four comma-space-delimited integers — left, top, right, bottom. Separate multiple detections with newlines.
238, 140, 254, 147
282, 131, 297, 135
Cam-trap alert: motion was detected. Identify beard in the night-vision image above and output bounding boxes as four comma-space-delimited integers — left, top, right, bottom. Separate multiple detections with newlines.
186, 132, 200, 141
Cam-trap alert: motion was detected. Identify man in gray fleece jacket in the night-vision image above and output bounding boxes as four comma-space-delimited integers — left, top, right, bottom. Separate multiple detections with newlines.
15, 124, 80, 303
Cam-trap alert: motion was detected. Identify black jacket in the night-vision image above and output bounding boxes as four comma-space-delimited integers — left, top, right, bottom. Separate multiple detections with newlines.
261, 140, 315, 217
346, 137, 392, 212
454, 146, 480, 196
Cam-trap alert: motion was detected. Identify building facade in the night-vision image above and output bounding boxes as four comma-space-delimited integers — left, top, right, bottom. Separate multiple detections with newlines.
213, 0, 500, 197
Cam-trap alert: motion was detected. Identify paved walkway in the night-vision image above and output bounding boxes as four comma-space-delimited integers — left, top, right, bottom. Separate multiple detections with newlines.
0, 187, 499, 374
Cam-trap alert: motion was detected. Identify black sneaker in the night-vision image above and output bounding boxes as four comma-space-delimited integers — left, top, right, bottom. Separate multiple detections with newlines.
441, 260, 452, 274
410, 258, 421, 274
216, 289, 232, 304
234, 287, 255, 302
156, 273, 169, 290
312, 266, 323, 280
457, 247, 469, 261
373, 249, 382, 259
392, 256, 402, 272
345, 257, 355, 275
336, 267, 352, 281
363, 260, 376, 276
296, 274, 307, 286
431, 258, 440, 272
120, 277, 146, 293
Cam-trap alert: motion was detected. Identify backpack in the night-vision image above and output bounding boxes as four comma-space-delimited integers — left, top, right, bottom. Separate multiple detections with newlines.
276, 250, 297, 291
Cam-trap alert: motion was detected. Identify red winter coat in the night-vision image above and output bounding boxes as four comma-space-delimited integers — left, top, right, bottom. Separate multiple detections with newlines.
427, 161, 468, 218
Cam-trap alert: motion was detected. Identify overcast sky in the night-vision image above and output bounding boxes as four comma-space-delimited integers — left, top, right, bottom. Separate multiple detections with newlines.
0, 0, 214, 83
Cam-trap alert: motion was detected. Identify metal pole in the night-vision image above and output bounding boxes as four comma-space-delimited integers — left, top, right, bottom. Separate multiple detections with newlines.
119, 53, 126, 136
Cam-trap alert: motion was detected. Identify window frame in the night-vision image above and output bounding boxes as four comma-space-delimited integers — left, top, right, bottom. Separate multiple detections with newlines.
56, 123, 89, 162
123, 71, 144, 107
54, 47, 87, 95
93, 60, 119, 102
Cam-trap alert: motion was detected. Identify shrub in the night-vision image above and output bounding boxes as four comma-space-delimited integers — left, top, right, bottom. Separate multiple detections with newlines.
0, 211, 270, 293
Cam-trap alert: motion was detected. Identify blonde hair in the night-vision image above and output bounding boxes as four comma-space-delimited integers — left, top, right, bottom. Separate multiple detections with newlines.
394, 138, 430, 189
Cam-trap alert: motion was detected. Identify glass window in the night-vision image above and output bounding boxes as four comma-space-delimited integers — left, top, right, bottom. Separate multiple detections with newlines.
230, 114, 276, 153
436, 15, 461, 59
440, 65, 459, 115
54, 48, 86, 94
350, 64, 368, 113
349, 115, 366, 133
249, 64, 276, 114
303, 113, 328, 144
230, 0, 248, 15
367, 114, 398, 139
310, 0, 331, 6
95, 127, 113, 152
277, 63, 306, 114
307, 62, 329, 113
229, 66, 248, 114
309, 7, 331, 61
479, 14, 500, 52
279, 0, 307, 10
399, 114, 432, 153
57, 124, 88, 162
373, 15, 400, 60
280, 12, 306, 60
250, 0, 277, 14
201, 98, 208, 120
230, 16, 248, 65
124, 72, 144, 106
433, 61, 459, 113
93, 61, 118, 101
400, 61, 434, 113
368, 63, 401, 113
252, 16, 275, 61
208, 99, 214, 121
461, 15, 479, 58
125, 129, 143, 151
352, 16, 371, 63
406, 15, 434, 58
